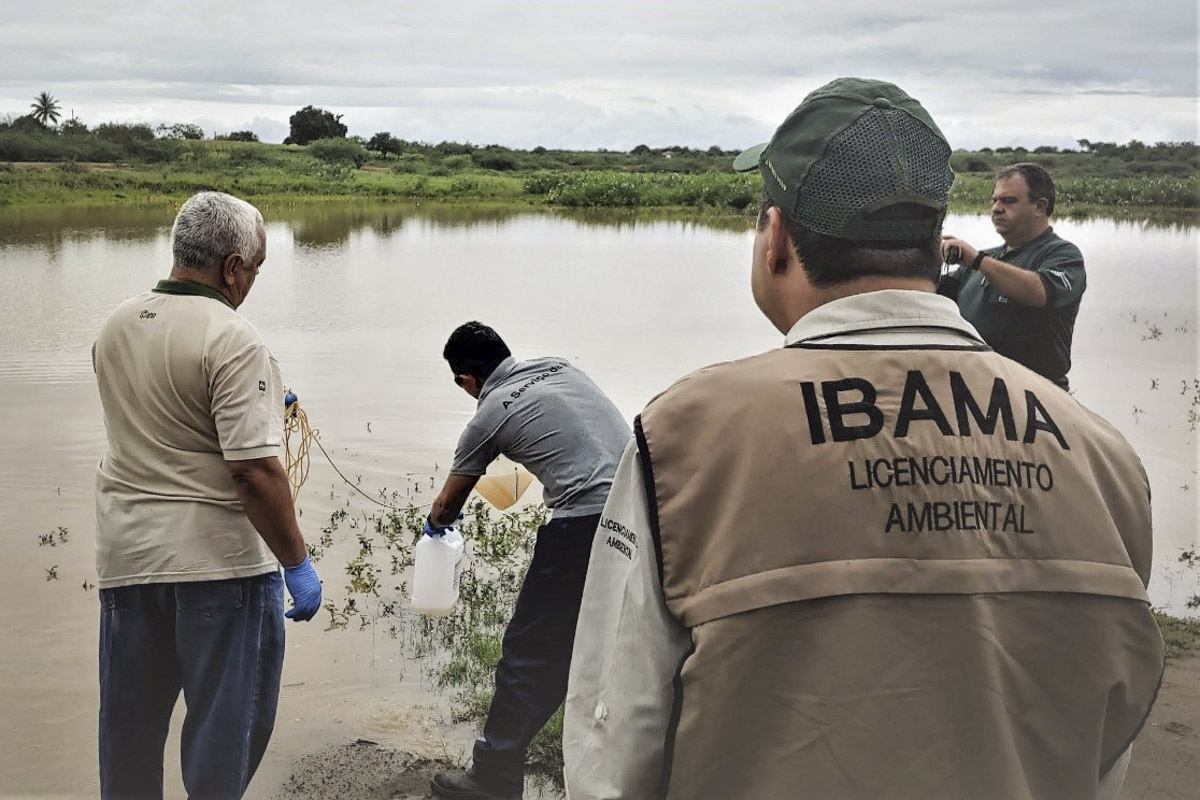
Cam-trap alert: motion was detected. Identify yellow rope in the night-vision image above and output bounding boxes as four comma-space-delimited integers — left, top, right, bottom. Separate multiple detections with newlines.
282, 391, 433, 513
282, 397, 313, 501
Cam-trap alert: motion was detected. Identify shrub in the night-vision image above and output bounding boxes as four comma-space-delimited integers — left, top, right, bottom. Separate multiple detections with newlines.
129, 139, 179, 163
523, 170, 761, 210
217, 130, 259, 142
441, 154, 473, 171
308, 137, 367, 168
473, 152, 518, 171
95, 122, 155, 145
156, 123, 204, 140
390, 154, 425, 174
366, 132, 402, 158
435, 141, 474, 156
5, 115, 49, 135
60, 118, 89, 136
951, 152, 993, 173
0, 132, 58, 161
323, 500, 565, 785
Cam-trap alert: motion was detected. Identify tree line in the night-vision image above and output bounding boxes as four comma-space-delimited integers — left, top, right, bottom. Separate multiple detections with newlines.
4, 92, 1198, 180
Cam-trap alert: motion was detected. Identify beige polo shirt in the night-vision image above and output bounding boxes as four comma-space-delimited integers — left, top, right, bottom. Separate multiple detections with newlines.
93, 280, 282, 588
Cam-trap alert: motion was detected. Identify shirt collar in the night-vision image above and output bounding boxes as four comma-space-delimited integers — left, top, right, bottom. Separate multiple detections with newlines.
152, 279, 235, 310
478, 356, 518, 403
783, 290, 985, 346
1002, 225, 1055, 257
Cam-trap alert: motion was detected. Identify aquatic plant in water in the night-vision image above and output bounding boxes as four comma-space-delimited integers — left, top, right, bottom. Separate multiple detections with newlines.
320, 496, 564, 785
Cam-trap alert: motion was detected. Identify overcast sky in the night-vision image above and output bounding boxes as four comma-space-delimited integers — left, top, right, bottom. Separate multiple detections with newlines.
1, 1, 1195, 151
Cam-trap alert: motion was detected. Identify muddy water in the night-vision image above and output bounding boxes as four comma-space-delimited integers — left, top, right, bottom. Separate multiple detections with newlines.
0, 204, 1196, 796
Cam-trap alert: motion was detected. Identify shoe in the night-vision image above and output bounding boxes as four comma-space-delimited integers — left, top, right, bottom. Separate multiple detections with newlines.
430, 768, 522, 800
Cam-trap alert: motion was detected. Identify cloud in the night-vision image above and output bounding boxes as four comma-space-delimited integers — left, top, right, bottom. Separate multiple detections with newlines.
0, 0, 1194, 148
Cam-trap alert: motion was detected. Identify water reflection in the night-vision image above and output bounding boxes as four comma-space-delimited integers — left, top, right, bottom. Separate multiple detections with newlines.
1058, 208, 1199, 233
0, 201, 766, 252
288, 205, 406, 248
2, 202, 1190, 253
0, 203, 174, 245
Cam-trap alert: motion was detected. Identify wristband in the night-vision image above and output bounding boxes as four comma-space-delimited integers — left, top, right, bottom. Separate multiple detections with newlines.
969, 252, 986, 271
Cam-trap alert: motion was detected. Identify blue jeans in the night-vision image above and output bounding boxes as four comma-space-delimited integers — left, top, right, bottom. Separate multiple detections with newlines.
98, 571, 285, 799
471, 513, 598, 794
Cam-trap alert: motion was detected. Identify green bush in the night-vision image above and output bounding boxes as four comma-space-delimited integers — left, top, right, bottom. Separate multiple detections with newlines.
524, 170, 760, 210
1055, 176, 1200, 209
1155, 611, 1200, 659
473, 152, 518, 171
94, 122, 155, 145
0, 131, 60, 161
129, 139, 179, 164
951, 153, 994, 173
435, 141, 474, 156
390, 154, 424, 174
217, 130, 259, 143
308, 137, 367, 168
442, 154, 473, 171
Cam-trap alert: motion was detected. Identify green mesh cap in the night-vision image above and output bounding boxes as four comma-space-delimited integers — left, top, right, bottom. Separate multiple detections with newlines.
733, 77, 954, 242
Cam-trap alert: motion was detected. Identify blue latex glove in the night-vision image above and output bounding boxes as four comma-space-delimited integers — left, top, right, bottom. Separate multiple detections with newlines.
283, 555, 322, 621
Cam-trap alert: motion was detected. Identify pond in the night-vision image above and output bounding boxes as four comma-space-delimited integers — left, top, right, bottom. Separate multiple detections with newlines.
0, 202, 1196, 796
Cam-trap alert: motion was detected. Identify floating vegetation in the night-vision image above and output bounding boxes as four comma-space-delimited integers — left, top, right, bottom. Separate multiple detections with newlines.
1185, 379, 1200, 432
1177, 549, 1200, 611
37, 526, 69, 547
318, 495, 563, 786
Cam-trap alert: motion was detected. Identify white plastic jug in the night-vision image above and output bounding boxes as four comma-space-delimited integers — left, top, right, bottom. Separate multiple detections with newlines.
410, 527, 464, 616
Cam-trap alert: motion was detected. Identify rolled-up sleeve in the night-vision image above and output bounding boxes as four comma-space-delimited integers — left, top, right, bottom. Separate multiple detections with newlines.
564, 439, 691, 800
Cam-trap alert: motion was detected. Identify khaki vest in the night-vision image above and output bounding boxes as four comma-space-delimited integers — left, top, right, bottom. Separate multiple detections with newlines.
637, 345, 1163, 800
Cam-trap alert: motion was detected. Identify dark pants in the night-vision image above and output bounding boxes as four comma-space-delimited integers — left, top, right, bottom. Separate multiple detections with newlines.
98, 571, 285, 799
471, 513, 599, 793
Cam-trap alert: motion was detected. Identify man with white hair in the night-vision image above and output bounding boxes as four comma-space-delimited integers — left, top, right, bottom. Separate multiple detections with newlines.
92, 191, 322, 797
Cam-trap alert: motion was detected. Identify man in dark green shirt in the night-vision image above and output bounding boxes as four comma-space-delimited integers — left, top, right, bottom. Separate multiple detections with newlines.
939, 163, 1086, 388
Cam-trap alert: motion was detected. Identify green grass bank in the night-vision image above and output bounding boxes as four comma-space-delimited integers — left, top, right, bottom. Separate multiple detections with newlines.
1, 138, 1197, 218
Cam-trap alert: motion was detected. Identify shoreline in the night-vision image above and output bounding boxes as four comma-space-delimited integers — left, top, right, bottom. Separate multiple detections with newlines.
0, 192, 1195, 231
1, 161, 1196, 222
259, 651, 1200, 800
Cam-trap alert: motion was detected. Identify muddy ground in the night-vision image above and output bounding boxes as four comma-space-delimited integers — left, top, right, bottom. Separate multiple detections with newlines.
273, 654, 1200, 800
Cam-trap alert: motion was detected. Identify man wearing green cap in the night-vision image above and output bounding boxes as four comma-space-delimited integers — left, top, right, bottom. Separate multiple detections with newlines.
562, 78, 1160, 799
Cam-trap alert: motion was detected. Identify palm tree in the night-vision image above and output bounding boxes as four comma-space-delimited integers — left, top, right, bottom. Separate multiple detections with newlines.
30, 91, 61, 126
